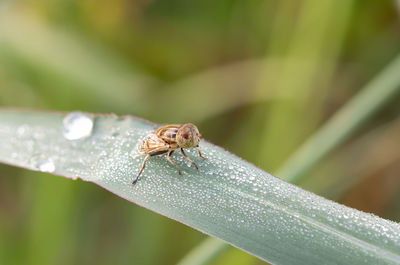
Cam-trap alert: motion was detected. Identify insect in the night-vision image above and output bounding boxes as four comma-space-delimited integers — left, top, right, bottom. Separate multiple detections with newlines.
131, 123, 206, 185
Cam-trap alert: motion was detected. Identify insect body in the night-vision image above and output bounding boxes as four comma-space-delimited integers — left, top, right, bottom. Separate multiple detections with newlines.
132, 123, 206, 185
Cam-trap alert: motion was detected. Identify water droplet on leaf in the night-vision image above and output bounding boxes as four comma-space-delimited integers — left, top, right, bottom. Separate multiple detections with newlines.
63, 112, 93, 140
37, 159, 55, 173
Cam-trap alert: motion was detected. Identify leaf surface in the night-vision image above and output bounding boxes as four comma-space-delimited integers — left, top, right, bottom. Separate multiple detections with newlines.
0, 110, 399, 265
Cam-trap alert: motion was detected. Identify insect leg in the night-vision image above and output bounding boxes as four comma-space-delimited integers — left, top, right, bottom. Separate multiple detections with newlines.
167, 150, 182, 176
180, 148, 198, 171
132, 154, 150, 185
196, 146, 207, 159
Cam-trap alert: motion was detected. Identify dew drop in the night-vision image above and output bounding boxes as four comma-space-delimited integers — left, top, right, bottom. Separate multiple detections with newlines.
63, 112, 93, 140
37, 160, 55, 173
17, 125, 29, 137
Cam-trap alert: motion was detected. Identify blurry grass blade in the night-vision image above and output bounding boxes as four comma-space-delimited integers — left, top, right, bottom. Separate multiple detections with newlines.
176, 237, 229, 265
27, 176, 76, 265
278, 52, 400, 184
157, 59, 274, 123
0, 8, 155, 112
0, 110, 400, 265
258, 0, 354, 170
303, 116, 400, 198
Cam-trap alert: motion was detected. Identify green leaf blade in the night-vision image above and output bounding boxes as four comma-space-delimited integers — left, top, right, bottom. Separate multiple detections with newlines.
0, 110, 399, 265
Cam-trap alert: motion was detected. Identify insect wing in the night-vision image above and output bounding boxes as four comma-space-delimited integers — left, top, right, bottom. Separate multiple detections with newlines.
138, 133, 170, 154
155, 124, 180, 144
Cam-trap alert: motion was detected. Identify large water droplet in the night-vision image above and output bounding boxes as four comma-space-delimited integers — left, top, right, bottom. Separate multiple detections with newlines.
37, 159, 56, 173
63, 112, 93, 140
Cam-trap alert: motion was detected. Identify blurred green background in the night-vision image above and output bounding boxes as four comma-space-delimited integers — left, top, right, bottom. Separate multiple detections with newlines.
1, 1, 400, 265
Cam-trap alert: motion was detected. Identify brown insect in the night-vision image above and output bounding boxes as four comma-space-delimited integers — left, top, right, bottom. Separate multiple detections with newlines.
131, 123, 206, 185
